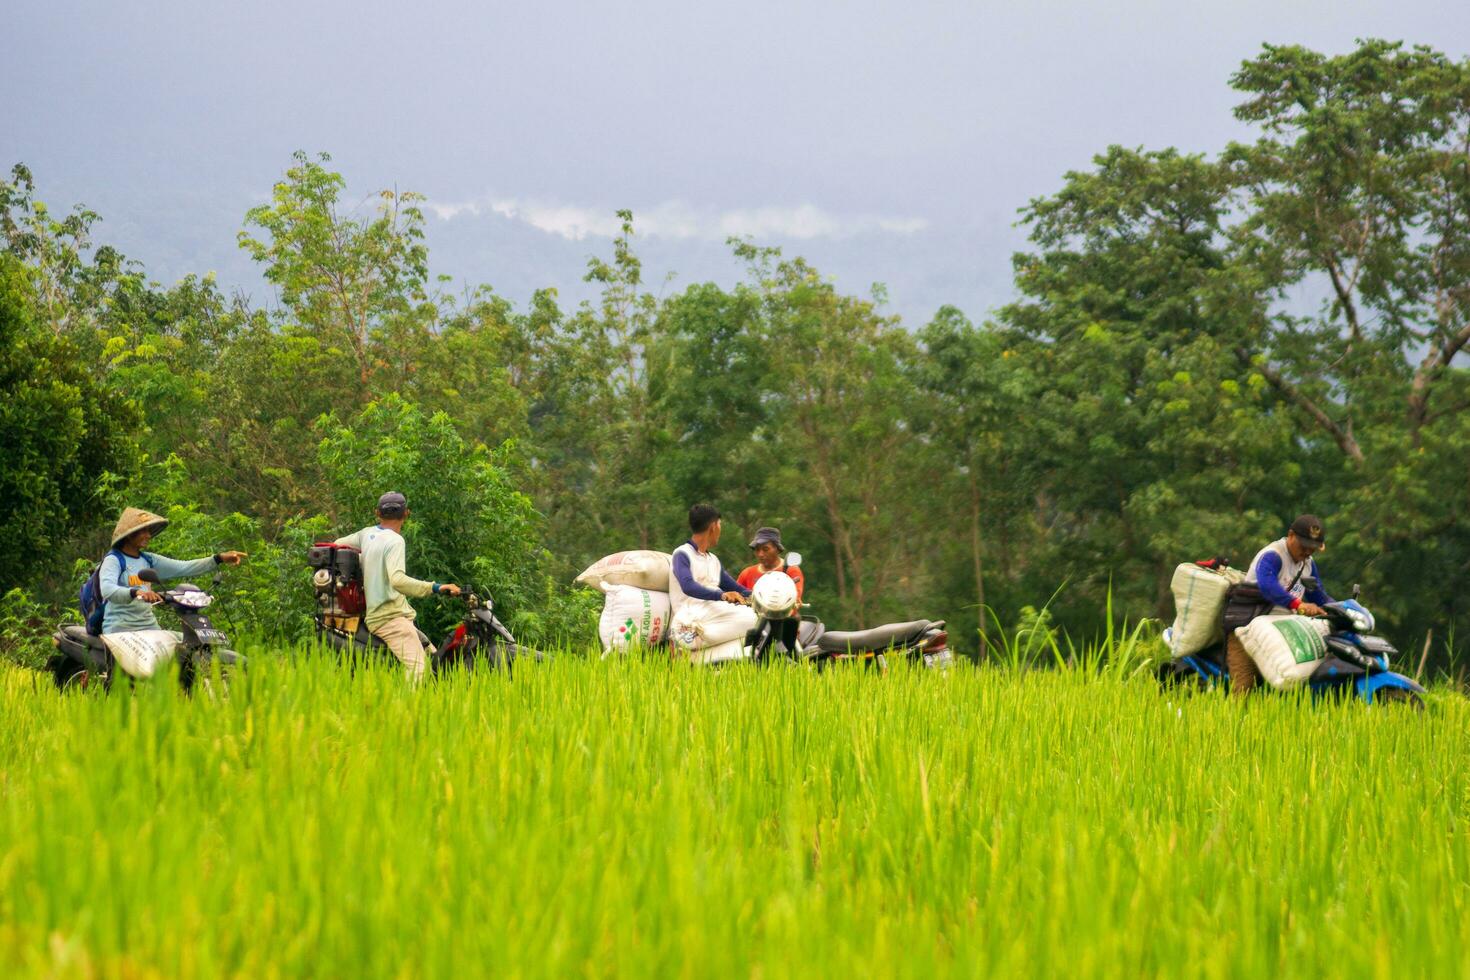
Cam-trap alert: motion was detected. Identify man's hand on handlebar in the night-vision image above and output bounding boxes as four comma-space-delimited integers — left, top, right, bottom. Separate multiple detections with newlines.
1298, 602, 1326, 617
138, 590, 164, 604
439, 583, 462, 597
722, 591, 748, 604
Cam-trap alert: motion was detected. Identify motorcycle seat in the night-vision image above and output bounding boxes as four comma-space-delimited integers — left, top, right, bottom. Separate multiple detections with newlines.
817, 620, 934, 653
346, 621, 431, 649
60, 625, 108, 653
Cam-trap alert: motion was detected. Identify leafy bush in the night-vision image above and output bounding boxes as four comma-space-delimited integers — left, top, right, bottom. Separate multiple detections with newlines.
0, 588, 51, 669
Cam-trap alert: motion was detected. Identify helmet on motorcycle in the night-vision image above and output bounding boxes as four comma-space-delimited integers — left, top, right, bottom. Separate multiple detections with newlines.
750, 571, 799, 619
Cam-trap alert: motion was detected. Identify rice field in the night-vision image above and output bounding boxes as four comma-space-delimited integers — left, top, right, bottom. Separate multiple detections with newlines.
0, 649, 1466, 978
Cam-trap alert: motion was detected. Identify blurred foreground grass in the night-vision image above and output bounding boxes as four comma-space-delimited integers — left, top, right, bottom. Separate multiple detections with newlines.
0, 648, 1466, 978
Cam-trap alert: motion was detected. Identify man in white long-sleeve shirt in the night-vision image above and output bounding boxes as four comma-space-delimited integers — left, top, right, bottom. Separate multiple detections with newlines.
669, 503, 757, 655
335, 492, 460, 678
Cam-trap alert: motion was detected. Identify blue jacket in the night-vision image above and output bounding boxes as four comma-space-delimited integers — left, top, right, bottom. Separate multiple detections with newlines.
100, 551, 219, 633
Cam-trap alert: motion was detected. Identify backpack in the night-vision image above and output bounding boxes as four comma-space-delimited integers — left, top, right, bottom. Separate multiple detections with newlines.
79, 549, 155, 636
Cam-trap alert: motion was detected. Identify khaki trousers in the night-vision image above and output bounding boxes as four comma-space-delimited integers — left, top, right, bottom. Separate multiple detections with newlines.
371, 616, 435, 680
1225, 632, 1260, 698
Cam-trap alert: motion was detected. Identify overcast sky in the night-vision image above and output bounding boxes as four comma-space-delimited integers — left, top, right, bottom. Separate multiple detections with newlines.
3, 1, 1466, 323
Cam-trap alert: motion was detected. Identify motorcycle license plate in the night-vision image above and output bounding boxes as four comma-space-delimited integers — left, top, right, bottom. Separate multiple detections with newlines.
193, 627, 229, 645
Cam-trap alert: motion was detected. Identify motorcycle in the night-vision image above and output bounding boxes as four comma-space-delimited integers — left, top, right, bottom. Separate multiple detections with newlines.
739, 553, 953, 671
1159, 583, 1425, 708
433, 587, 544, 671
47, 569, 241, 692
309, 543, 536, 672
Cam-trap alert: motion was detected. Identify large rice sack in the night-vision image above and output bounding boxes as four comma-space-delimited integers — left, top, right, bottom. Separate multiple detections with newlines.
1169, 562, 1244, 655
575, 551, 672, 592
1237, 615, 1331, 690
688, 637, 746, 666
598, 584, 671, 653
101, 629, 182, 679
670, 602, 758, 652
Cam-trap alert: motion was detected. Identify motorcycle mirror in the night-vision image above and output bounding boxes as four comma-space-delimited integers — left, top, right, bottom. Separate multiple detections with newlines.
137, 569, 162, 584
1352, 583, 1361, 600
1301, 575, 1318, 592
786, 551, 802, 568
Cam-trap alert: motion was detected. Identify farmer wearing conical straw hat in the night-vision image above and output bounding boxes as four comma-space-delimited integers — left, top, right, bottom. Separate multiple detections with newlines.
98, 508, 247, 634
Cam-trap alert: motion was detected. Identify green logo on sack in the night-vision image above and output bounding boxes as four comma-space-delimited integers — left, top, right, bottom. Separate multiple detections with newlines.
1273, 618, 1325, 664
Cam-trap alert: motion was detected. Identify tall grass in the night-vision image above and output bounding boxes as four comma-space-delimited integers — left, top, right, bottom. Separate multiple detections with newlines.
1, 647, 1466, 977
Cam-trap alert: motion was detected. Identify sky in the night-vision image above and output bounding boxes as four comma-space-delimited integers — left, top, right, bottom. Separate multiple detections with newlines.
3, 0, 1466, 324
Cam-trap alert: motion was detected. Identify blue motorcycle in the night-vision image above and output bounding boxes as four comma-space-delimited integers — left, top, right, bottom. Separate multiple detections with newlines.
1159, 584, 1426, 708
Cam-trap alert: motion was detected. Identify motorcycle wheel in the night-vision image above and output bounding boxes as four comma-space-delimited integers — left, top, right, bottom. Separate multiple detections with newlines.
457, 636, 512, 673
1371, 687, 1425, 711
47, 655, 85, 692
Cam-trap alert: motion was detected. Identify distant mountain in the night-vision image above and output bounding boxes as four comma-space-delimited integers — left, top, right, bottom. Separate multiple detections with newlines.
47, 176, 1023, 327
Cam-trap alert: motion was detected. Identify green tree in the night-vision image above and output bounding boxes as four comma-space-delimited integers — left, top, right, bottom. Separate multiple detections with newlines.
529, 212, 681, 572
912, 306, 1039, 657
0, 254, 140, 589
1226, 40, 1470, 637
238, 151, 441, 396
737, 243, 930, 625
1002, 147, 1304, 623
651, 279, 772, 536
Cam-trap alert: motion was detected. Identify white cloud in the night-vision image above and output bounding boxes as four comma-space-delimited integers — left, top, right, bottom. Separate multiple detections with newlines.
427, 196, 928, 242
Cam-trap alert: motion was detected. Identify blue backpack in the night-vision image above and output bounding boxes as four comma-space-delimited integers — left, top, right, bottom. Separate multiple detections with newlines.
79, 549, 154, 635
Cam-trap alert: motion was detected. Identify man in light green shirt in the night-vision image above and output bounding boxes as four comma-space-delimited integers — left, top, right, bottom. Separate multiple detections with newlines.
335, 492, 460, 679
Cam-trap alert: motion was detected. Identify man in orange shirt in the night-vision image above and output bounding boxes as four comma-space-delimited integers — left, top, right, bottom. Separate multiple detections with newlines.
737, 527, 804, 608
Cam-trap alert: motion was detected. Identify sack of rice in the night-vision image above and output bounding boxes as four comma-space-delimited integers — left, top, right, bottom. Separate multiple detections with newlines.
669, 601, 759, 652
598, 584, 671, 653
1237, 615, 1331, 690
1169, 562, 1245, 655
575, 550, 672, 592
101, 629, 182, 679
687, 636, 746, 666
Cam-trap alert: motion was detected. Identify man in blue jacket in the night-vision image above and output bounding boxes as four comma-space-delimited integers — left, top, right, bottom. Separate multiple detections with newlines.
1227, 514, 1334, 695
100, 508, 247, 634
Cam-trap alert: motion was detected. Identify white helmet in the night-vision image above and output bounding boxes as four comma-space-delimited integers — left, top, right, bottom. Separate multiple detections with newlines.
750, 571, 799, 619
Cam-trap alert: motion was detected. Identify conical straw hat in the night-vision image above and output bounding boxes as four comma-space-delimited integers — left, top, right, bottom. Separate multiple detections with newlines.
110, 508, 169, 549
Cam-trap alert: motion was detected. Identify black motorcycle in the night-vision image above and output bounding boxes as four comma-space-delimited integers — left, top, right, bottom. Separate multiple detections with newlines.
434, 588, 542, 671
741, 554, 952, 670
48, 569, 241, 692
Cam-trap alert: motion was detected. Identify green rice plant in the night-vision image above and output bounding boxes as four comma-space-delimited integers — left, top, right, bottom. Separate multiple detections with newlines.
1, 646, 1467, 978
978, 584, 1069, 671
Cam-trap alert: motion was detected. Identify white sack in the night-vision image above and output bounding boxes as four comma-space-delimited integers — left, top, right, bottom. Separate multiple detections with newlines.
1237, 615, 1331, 690
102, 629, 182, 679
1169, 563, 1244, 656
598, 584, 671, 653
575, 551, 672, 592
670, 601, 757, 652
688, 637, 747, 666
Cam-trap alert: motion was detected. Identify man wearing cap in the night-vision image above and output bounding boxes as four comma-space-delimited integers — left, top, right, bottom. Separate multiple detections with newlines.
334, 492, 460, 679
1226, 514, 1335, 695
736, 527, 805, 606
737, 526, 805, 651
100, 508, 248, 634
